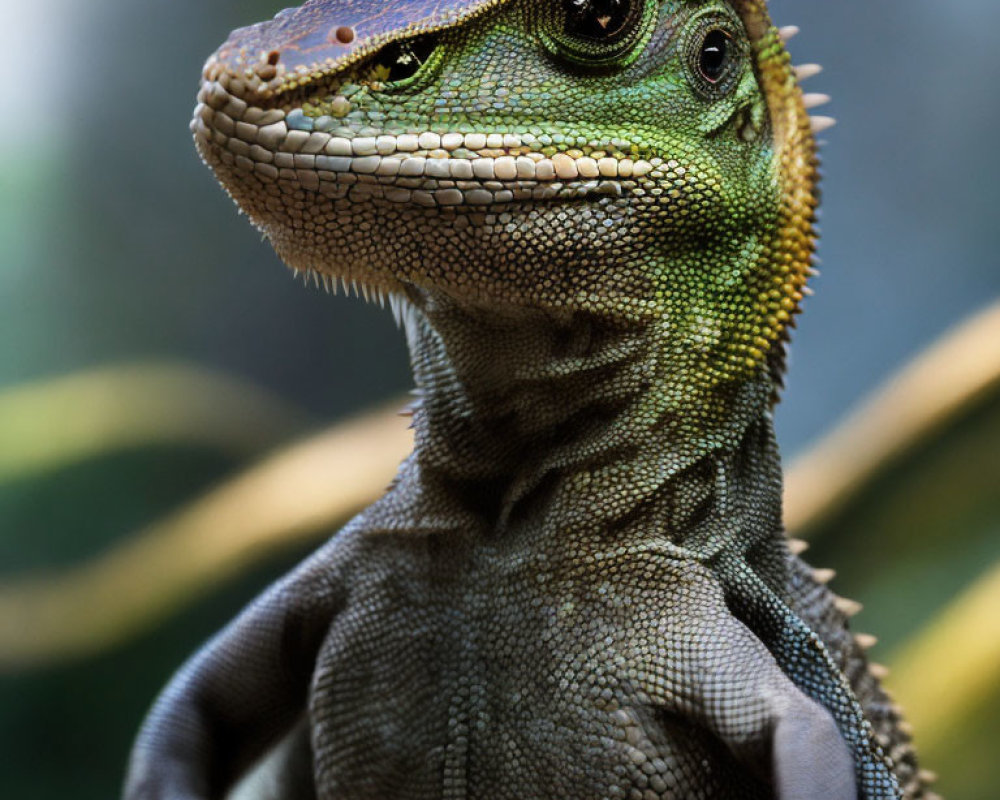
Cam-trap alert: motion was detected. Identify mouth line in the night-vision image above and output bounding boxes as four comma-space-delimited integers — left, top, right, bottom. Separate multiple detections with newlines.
193, 78, 668, 207
262, 173, 628, 208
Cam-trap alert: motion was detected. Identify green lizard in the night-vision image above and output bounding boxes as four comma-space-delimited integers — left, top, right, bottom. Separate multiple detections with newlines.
125, 1, 934, 797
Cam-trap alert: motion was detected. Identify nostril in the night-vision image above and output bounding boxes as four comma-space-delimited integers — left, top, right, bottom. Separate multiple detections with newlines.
373, 33, 439, 83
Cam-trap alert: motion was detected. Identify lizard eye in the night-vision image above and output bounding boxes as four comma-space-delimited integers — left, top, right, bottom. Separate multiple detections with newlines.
686, 18, 745, 96
370, 33, 439, 86
545, 0, 654, 67
564, 0, 636, 42
698, 29, 733, 84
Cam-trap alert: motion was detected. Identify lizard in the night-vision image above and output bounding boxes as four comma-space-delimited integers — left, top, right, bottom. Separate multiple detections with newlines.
125, 1, 935, 798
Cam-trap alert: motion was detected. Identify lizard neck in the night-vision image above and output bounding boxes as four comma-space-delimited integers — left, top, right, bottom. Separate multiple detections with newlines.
388, 286, 784, 562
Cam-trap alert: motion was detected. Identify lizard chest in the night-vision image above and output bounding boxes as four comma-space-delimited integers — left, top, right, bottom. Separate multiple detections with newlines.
305, 539, 771, 799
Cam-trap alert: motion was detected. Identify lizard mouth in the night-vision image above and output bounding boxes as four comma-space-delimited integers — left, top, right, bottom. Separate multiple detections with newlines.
192, 76, 663, 208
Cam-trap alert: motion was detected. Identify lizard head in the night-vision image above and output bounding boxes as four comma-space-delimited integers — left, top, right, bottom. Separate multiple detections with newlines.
194, 0, 818, 380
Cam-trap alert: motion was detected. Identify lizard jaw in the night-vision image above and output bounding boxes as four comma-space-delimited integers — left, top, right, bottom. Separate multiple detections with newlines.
191, 73, 671, 305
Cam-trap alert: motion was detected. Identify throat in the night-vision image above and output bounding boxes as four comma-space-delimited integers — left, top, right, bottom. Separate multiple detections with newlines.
396, 287, 784, 558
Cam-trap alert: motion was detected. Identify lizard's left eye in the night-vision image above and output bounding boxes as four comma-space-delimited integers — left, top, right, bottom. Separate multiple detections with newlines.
684, 16, 746, 97
545, 0, 654, 66
698, 29, 733, 84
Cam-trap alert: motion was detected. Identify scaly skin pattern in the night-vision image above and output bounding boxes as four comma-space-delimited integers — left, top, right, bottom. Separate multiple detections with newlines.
125, 1, 933, 798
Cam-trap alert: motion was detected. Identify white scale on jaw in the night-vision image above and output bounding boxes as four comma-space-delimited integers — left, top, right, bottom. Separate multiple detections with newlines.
193, 78, 661, 206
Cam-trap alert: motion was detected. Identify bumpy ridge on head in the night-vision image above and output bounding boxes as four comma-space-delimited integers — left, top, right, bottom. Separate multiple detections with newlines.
206, 0, 507, 101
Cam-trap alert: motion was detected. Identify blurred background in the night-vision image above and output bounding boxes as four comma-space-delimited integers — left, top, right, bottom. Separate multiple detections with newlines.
1, 0, 998, 797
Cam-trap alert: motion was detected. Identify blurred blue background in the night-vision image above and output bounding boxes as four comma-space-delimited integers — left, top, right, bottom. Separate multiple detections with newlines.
1, 0, 998, 797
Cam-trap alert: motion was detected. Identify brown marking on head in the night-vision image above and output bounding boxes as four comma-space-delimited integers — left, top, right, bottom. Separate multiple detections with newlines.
334, 26, 356, 44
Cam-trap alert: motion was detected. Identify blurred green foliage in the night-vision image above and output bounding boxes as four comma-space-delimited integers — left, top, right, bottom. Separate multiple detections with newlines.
804, 395, 1000, 800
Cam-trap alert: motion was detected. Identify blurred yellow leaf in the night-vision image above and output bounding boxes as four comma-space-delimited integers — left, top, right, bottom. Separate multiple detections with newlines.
785, 303, 1000, 534
887, 559, 1000, 753
0, 362, 311, 484
0, 400, 411, 670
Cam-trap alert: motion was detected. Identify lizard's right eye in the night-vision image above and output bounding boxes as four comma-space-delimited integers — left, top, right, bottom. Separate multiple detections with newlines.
371, 33, 440, 86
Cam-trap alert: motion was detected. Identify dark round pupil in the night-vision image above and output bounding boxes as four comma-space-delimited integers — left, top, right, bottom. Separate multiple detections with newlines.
376, 34, 438, 83
565, 0, 633, 40
699, 29, 731, 82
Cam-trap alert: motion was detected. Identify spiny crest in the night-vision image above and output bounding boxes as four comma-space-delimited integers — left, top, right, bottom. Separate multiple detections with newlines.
729, 2, 831, 385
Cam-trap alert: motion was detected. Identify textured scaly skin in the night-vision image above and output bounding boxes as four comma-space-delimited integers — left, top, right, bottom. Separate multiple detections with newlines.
125, 1, 931, 798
